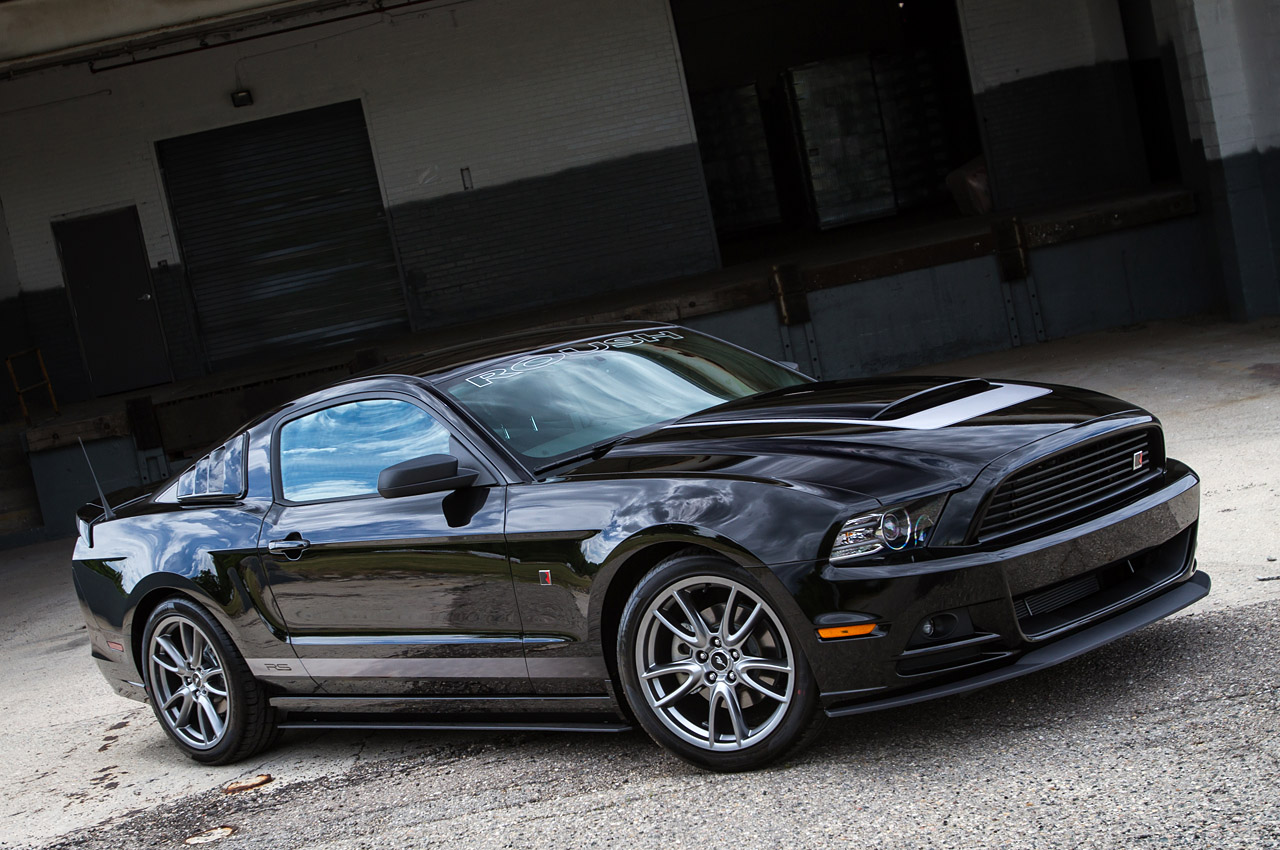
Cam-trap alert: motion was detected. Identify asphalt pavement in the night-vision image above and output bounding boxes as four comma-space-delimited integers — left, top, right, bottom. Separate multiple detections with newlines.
2, 315, 1277, 849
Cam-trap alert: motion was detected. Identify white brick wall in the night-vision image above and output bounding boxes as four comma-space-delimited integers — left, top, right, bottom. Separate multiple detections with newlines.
0, 0, 698, 294
956, 0, 1129, 93
1152, 0, 1280, 160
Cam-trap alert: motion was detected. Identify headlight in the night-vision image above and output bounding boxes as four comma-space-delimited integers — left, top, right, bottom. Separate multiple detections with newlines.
830, 494, 948, 563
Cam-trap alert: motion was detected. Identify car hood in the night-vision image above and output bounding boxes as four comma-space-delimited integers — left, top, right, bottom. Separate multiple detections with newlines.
564, 377, 1146, 503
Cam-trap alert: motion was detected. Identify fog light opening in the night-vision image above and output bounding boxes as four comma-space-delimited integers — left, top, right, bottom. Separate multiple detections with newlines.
919, 613, 959, 641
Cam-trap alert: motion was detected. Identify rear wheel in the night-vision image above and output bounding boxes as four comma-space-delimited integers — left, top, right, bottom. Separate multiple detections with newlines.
618, 552, 823, 771
141, 597, 278, 764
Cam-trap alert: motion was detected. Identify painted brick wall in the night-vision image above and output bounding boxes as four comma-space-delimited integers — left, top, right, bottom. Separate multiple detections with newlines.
956, 0, 1129, 94
1153, 0, 1280, 160
1150, 0, 1280, 319
957, 0, 1146, 209
392, 146, 714, 328
0, 0, 715, 393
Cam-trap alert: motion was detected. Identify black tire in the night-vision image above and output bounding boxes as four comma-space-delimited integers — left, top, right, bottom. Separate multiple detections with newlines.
617, 551, 824, 772
140, 597, 279, 765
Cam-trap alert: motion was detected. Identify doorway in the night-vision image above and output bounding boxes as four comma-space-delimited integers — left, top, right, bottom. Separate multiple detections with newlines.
670, 0, 982, 261
53, 207, 172, 396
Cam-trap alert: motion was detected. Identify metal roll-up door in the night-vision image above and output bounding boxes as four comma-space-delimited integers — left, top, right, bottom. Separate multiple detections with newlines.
157, 100, 406, 368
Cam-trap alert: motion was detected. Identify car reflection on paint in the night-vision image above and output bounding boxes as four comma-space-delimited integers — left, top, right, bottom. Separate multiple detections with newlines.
72, 323, 1208, 771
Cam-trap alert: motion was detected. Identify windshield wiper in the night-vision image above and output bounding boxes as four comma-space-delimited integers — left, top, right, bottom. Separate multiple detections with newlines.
533, 435, 634, 475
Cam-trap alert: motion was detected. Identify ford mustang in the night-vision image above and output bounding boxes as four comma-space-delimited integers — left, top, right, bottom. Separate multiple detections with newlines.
72, 324, 1208, 771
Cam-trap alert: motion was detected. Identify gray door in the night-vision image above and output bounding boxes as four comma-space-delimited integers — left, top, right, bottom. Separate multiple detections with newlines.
53, 208, 172, 396
156, 100, 406, 370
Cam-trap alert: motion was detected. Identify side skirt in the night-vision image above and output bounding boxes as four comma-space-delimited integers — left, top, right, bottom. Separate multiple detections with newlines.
278, 719, 633, 733
270, 694, 632, 733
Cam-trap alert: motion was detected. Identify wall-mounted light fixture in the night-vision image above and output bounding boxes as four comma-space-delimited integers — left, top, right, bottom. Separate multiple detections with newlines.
230, 89, 254, 108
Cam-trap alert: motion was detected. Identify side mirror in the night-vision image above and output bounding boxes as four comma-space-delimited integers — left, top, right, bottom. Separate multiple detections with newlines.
377, 454, 478, 499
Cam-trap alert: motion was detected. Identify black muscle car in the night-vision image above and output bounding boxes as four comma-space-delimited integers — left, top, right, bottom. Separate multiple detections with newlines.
72, 324, 1208, 771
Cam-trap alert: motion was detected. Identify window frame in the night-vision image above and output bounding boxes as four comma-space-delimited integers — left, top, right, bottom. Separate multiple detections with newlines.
269, 390, 498, 507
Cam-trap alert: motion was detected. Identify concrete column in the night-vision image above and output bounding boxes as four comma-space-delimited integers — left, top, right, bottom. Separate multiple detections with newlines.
1147, 0, 1279, 319
956, 0, 1149, 210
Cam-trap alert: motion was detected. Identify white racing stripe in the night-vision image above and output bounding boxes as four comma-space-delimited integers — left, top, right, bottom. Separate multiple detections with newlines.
665, 382, 1052, 432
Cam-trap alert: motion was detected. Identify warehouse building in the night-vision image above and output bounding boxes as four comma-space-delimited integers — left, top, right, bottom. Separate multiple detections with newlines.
0, 0, 1276, 539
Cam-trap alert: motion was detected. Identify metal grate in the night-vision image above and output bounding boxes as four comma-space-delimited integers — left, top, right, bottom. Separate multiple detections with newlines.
979, 429, 1160, 540
1014, 572, 1102, 620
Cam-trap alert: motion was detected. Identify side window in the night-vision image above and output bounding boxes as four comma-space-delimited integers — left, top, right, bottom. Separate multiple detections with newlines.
279, 399, 451, 502
176, 434, 247, 501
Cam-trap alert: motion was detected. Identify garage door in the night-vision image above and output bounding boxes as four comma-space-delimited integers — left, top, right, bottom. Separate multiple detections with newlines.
157, 100, 406, 368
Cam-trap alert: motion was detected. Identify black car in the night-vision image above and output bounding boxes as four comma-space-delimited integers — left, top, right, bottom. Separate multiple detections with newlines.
72, 324, 1208, 771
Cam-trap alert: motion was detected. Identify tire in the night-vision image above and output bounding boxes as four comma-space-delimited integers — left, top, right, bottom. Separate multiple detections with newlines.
141, 597, 279, 765
617, 551, 824, 772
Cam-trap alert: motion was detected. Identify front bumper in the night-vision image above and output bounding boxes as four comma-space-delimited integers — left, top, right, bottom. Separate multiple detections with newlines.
826, 570, 1208, 716
800, 462, 1204, 714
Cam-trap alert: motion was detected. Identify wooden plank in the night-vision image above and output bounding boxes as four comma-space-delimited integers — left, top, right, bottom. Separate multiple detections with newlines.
26, 412, 130, 454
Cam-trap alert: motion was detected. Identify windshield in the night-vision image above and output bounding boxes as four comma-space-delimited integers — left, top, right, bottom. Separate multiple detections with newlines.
437, 329, 809, 470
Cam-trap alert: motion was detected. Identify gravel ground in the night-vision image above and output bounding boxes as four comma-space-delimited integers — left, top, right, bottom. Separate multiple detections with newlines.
32, 599, 1280, 850
2, 316, 1277, 849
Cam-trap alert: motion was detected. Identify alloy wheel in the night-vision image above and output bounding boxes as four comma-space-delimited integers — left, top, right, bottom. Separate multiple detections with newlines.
635, 575, 795, 750
146, 613, 231, 750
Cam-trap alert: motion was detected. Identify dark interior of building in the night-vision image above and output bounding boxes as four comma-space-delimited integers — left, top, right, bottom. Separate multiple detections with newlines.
670, 0, 982, 262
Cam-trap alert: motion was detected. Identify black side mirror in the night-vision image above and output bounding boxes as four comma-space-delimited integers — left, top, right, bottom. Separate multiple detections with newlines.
377, 454, 478, 498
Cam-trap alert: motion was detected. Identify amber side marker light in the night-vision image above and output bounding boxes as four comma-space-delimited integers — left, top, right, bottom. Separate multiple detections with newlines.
816, 624, 876, 640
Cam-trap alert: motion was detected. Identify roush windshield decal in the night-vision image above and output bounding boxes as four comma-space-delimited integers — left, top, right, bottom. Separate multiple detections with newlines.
465, 330, 685, 388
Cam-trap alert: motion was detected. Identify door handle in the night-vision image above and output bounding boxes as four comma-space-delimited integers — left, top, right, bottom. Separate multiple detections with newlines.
136, 293, 153, 302
268, 537, 311, 559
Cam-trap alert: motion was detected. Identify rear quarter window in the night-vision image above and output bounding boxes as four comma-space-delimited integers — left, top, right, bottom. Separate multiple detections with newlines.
170, 434, 247, 503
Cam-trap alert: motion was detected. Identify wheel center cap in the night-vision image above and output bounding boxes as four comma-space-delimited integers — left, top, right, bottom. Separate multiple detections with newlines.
709, 652, 730, 671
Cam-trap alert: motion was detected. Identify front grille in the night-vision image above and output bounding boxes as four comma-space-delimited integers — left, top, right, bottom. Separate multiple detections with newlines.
1014, 572, 1102, 620
978, 428, 1161, 540
1013, 526, 1194, 639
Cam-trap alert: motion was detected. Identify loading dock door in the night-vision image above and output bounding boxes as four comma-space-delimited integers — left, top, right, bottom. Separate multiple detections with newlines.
157, 100, 405, 369
53, 207, 172, 396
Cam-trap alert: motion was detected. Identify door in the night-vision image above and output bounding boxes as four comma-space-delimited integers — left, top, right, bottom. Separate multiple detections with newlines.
52, 208, 172, 396
156, 100, 406, 369
259, 396, 527, 695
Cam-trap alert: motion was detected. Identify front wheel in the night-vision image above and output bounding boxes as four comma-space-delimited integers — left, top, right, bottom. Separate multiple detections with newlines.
141, 597, 278, 764
617, 553, 823, 771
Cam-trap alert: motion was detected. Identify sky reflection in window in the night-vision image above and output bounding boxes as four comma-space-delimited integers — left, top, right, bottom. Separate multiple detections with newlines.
280, 399, 449, 501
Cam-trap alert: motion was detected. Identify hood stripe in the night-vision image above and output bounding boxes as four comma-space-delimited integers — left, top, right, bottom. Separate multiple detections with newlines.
665, 382, 1052, 432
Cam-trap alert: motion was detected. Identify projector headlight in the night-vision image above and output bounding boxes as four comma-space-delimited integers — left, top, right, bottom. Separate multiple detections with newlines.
829, 494, 949, 563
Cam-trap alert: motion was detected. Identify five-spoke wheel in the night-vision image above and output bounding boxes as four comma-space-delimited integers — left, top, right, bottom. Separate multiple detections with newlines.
619, 552, 821, 771
141, 597, 278, 764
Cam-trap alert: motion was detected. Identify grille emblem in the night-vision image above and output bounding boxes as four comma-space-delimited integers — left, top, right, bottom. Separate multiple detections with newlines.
1133, 450, 1148, 470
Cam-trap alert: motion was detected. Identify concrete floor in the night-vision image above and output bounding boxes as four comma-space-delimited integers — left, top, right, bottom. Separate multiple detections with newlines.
0, 315, 1276, 848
